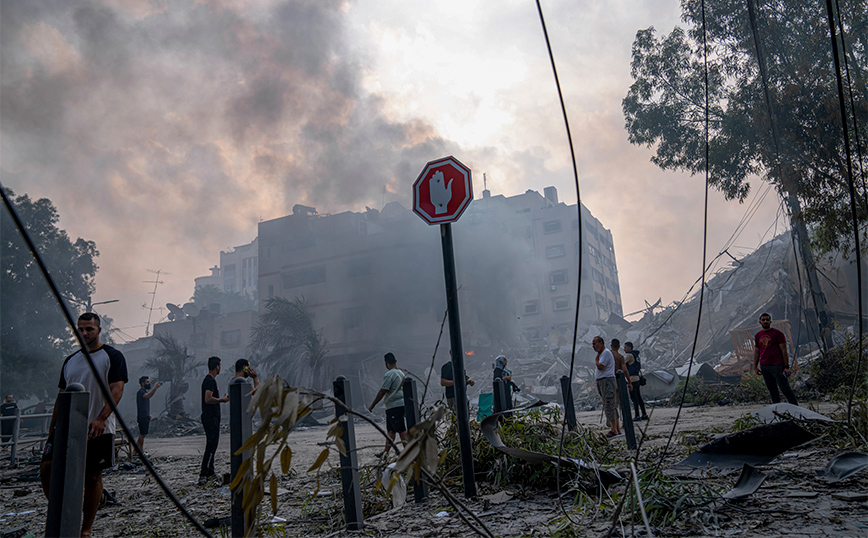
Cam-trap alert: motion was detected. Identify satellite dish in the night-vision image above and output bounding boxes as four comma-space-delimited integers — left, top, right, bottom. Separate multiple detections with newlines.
182, 302, 198, 316
166, 303, 186, 321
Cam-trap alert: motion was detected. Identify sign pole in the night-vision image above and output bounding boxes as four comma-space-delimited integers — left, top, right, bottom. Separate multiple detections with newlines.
440, 222, 476, 498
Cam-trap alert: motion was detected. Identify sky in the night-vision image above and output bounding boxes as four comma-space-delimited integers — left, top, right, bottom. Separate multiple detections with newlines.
0, 0, 784, 341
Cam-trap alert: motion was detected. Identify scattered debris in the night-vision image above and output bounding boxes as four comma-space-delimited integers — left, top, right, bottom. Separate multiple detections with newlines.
721, 464, 767, 499
818, 452, 868, 483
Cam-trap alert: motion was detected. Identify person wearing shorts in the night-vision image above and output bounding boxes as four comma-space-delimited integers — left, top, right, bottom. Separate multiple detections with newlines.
368, 352, 407, 457
40, 313, 128, 538
136, 376, 161, 452
593, 336, 620, 437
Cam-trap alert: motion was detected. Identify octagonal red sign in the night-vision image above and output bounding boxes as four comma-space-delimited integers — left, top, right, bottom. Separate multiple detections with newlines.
412, 156, 473, 225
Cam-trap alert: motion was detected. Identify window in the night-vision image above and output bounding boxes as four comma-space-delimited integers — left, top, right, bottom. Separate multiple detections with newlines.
550, 270, 568, 285
524, 301, 539, 315
543, 220, 562, 234
552, 296, 571, 311
585, 221, 599, 240
592, 268, 604, 285
595, 293, 608, 308
241, 257, 257, 288
546, 244, 565, 258
220, 330, 241, 347
282, 266, 326, 288
223, 264, 236, 293
582, 295, 592, 307
342, 306, 364, 330
346, 257, 371, 278
516, 208, 531, 214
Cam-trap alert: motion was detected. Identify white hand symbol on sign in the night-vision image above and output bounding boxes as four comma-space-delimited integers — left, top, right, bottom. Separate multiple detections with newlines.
430, 170, 453, 215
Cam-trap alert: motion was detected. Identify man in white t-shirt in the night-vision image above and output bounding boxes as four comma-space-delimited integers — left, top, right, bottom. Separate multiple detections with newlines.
368, 352, 407, 457
593, 336, 620, 438
40, 312, 129, 538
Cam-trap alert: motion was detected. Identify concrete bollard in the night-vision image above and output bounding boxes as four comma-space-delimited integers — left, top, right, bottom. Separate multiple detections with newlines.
229, 380, 253, 537
616, 372, 636, 449
402, 377, 428, 503
560, 375, 577, 432
45, 383, 89, 538
333, 376, 363, 530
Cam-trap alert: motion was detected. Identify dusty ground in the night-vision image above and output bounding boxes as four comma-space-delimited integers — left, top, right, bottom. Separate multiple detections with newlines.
1, 401, 866, 537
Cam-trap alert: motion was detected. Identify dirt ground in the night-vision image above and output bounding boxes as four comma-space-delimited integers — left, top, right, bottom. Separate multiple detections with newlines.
1, 401, 866, 537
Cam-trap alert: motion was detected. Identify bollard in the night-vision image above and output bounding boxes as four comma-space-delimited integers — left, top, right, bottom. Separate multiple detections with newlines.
229, 380, 253, 537
560, 376, 577, 432
10, 407, 19, 468
45, 383, 89, 538
493, 378, 505, 416
616, 372, 636, 450
333, 376, 363, 530
403, 377, 428, 503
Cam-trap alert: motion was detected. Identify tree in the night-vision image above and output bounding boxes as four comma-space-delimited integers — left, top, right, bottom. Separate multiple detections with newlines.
0, 188, 99, 400
146, 334, 203, 418
248, 297, 330, 389
622, 0, 867, 255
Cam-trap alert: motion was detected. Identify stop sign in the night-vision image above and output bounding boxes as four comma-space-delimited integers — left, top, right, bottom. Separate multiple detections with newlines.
413, 156, 473, 225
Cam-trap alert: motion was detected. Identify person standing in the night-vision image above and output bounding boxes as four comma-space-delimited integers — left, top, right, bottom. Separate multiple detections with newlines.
593, 336, 620, 437
753, 313, 798, 405
440, 354, 475, 410
199, 356, 229, 485
624, 342, 648, 421
136, 376, 162, 452
610, 339, 633, 402
492, 355, 519, 406
367, 353, 408, 457
40, 313, 128, 538
230, 358, 260, 393
1, 394, 18, 444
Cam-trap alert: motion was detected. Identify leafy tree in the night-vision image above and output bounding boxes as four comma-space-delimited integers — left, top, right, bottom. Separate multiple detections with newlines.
622, 0, 867, 255
0, 188, 98, 400
191, 284, 255, 315
146, 334, 203, 418
248, 297, 330, 389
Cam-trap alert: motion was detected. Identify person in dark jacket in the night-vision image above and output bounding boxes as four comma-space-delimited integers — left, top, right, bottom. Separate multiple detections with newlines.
493, 355, 519, 407
624, 342, 648, 421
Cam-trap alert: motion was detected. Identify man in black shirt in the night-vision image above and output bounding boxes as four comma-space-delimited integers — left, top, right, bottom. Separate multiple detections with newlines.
440, 356, 474, 410
199, 356, 228, 485
136, 376, 161, 452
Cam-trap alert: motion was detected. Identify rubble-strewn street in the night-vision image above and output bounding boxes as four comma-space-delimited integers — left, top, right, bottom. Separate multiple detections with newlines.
2, 401, 865, 537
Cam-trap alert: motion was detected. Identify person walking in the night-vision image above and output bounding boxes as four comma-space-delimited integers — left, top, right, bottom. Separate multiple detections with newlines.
199, 356, 229, 485
136, 376, 162, 452
624, 342, 648, 420
440, 354, 475, 410
40, 313, 129, 538
753, 313, 798, 405
368, 353, 407, 457
1, 394, 18, 444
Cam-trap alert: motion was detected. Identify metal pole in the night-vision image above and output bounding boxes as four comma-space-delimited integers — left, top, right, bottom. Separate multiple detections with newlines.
493, 378, 504, 416
440, 223, 476, 498
333, 376, 363, 530
45, 383, 88, 538
403, 377, 428, 503
9, 408, 21, 467
560, 375, 577, 432
229, 381, 253, 537
616, 372, 636, 450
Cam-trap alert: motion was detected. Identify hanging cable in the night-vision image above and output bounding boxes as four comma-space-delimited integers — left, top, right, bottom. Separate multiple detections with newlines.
823, 0, 864, 428
0, 185, 213, 538
534, 0, 588, 525
654, 0, 712, 474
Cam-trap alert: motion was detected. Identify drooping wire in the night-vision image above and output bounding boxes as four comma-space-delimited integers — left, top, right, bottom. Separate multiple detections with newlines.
534, 0, 588, 524
833, 0, 868, 214
0, 185, 214, 538
823, 0, 864, 429
654, 0, 712, 474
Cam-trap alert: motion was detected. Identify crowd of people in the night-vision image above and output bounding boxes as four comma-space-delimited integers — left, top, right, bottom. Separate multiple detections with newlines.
31, 310, 797, 536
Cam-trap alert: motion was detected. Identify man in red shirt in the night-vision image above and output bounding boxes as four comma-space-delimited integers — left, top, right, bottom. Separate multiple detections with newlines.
753, 313, 798, 405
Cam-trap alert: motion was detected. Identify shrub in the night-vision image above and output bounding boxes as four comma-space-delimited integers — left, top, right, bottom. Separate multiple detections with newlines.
808, 333, 868, 400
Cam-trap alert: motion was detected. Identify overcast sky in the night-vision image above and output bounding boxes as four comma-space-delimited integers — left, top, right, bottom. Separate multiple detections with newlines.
1, 0, 783, 341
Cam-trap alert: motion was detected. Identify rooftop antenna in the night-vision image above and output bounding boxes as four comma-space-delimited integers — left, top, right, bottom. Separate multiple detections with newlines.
484, 173, 487, 191
142, 269, 170, 337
